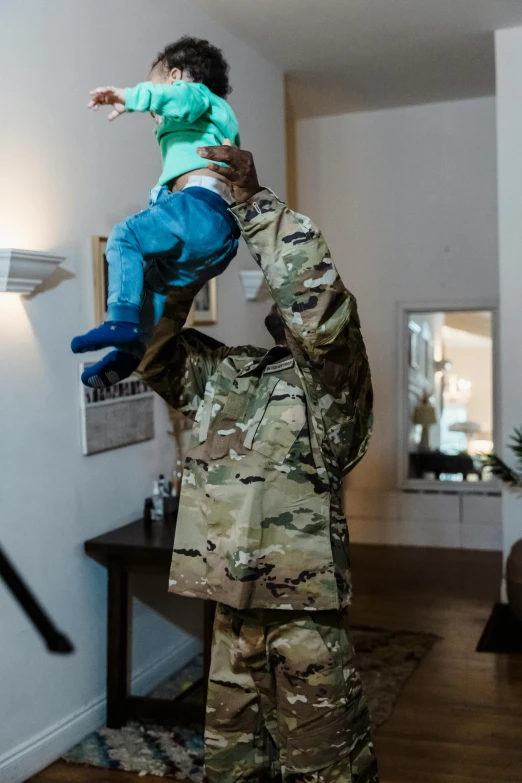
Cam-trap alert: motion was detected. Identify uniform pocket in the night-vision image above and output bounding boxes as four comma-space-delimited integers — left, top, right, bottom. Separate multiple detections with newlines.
307, 612, 344, 670
285, 709, 356, 774
245, 379, 306, 464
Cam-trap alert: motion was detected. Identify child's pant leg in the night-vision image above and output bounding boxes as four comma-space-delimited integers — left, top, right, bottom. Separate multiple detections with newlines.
140, 288, 167, 342
106, 189, 238, 326
105, 201, 182, 324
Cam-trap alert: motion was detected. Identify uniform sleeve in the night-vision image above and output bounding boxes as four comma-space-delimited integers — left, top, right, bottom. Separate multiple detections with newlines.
231, 190, 373, 476
138, 284, 231, 421
125, 81, 210, 123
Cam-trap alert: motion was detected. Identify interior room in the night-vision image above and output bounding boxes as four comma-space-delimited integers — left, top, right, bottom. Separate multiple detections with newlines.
2, 1, 522, 782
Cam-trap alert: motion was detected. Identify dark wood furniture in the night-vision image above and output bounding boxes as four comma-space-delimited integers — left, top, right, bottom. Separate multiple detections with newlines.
84, 518, 214, 729
409, 450, 482, 481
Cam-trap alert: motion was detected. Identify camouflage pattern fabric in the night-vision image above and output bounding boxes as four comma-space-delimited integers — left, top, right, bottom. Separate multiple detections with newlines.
139, 189, 373, 611
205, 603, 379, 783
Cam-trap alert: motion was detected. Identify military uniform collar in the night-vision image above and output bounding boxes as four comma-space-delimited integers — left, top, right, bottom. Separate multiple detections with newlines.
236, 346, 292, 377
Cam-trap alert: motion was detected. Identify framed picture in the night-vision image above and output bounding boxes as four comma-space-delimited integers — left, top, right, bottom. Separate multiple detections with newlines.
80, 366, 155, 455
93, 236, 108, 325
93, 238, 218, 328
408, 321, 422, 370
191, 278, 217, 326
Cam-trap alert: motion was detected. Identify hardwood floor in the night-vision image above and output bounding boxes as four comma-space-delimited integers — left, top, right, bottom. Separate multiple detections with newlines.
30, 544, 519, 783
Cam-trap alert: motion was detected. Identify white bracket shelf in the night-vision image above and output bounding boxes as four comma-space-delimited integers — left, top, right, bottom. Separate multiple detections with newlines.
239, 270, 270, 301
0, 249, 65, 294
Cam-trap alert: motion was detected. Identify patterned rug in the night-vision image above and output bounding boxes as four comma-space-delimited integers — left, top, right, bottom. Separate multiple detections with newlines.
63, 626, 439, 780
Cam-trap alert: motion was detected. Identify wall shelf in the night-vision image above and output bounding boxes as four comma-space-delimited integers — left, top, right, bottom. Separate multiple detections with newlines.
239, 270, 270, 301
0, 249, 64, 295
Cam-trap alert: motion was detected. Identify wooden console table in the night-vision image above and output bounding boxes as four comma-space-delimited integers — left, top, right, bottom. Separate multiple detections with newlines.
85, 518, 214, 729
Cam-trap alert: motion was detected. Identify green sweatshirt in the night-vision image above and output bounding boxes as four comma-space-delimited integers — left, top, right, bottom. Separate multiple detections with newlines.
125, 81, 240, 186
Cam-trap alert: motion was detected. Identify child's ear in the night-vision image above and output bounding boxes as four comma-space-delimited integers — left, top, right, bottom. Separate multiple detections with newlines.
169, 67, 183, 83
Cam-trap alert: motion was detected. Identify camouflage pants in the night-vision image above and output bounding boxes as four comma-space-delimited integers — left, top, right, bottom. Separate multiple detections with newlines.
205, 603, 379, 783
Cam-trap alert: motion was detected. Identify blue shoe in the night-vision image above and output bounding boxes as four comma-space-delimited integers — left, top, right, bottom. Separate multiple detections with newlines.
81, 350, 142, 388
71, 321, 143, 354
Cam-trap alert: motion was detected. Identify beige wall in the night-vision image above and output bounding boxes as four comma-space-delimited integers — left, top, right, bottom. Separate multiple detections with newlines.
295, 97, 498, 492
295, 98, 500, 549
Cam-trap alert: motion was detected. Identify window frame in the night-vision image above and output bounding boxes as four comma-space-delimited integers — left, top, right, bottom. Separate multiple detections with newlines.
397, 300, 500, 494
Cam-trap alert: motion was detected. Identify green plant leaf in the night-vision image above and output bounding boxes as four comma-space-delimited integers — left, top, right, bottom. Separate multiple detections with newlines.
482, 452, 522, 492
509, 426, 522, 472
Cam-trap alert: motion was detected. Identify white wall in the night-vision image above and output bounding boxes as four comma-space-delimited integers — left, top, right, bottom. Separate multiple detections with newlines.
296, 98, 501, 549
0, 1, 284, 780
495, 28, 522, 569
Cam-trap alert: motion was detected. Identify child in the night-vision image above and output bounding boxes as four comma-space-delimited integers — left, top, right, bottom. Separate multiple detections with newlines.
71, 37, 240, 387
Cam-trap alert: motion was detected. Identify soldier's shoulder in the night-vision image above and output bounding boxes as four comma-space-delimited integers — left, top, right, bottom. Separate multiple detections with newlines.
181, 328, 224, 351
228, 344, 267, 360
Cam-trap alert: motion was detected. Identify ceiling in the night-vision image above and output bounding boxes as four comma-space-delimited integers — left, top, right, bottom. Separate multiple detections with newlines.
193, 0, 522, 117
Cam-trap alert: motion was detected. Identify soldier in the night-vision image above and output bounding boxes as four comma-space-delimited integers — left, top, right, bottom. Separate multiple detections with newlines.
140, 144, 378, 783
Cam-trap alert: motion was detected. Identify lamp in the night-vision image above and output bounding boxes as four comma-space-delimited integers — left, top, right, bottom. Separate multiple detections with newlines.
449, 421, 481, 450
0, 248, 64, 295
239, 270, 270, 301
434, 358, 452, 373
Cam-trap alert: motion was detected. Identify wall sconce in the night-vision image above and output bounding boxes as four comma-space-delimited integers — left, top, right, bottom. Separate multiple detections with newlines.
239, 270, 270, 301
434, 358, 452, 375
0, 249, 64, 295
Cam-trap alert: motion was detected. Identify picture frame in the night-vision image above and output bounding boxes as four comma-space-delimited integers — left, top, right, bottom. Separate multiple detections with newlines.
191, 278, 217, 326
80, 365, 155, 455
92, 236, 108, 325
408, 321, 421, 370
93, 237, 218, 328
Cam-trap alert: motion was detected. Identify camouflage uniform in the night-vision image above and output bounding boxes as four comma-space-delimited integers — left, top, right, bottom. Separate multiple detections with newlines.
206, 605, 378, 783
140, 190, 377, 782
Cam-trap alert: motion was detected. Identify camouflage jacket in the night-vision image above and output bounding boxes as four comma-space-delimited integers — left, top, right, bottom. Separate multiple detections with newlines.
140, 189, 373, 611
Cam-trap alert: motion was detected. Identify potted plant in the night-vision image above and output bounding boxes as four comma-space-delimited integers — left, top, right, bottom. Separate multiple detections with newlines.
484, 427, 522, 622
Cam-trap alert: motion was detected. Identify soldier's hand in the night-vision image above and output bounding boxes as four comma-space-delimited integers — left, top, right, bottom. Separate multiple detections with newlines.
197, 140, 261, 204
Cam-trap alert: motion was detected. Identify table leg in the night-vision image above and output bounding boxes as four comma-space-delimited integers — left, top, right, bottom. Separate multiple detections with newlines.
107, 556, 129, 728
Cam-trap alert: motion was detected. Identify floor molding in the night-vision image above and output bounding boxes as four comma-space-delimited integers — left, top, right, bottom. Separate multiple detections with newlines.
347, 516, 502, 551
0, 635, 201, 783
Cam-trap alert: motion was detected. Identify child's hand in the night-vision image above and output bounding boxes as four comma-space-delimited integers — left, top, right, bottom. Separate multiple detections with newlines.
88, 86, 126, 121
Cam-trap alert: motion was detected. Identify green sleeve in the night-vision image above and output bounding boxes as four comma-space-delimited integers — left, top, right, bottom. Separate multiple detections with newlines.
231, 190, 373, 476
138, 284, 231, 421
125, 81, 210, 123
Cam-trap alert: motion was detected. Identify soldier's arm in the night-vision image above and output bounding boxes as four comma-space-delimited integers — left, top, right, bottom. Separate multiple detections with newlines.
231, 192, 373, 476
196, 143, 373, 474
138, 284, 231, 421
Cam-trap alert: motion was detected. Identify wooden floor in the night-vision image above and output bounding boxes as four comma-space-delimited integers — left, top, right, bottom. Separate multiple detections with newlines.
30, 544, 522, 783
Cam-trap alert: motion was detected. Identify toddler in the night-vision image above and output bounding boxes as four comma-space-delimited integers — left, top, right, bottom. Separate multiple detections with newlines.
71, 37, 240, 387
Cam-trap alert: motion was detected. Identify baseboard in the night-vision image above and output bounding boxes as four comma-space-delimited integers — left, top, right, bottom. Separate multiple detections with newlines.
348, 517, 502, 551
0, 635, 201, 783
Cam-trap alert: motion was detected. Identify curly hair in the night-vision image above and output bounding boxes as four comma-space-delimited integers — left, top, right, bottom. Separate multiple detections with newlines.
152, 36, 231, 99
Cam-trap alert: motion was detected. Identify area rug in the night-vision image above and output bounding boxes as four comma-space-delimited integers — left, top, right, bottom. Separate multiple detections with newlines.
477, 603, 522, 654
63, 625, 439, 781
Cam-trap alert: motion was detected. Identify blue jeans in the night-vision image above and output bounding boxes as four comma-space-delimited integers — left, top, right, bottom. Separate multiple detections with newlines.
106, 186, 239, 325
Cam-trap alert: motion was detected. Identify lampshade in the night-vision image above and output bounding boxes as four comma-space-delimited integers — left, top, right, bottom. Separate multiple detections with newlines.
413, 402, 437, 426
434, 358, 452, 372
0, 248, 64, 294
449, 421, 481, 435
